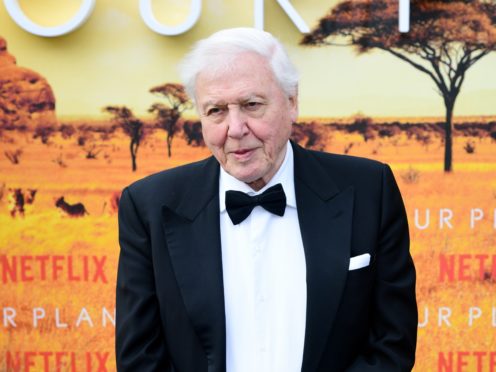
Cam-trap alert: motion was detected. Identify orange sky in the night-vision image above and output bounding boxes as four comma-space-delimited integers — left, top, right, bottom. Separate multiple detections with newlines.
1, 0, 495, 119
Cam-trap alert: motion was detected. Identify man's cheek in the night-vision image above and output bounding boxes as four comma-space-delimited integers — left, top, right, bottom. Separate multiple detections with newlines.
210, 126, 228, 145
202, 131, 220, 148
208, 135, 227, 159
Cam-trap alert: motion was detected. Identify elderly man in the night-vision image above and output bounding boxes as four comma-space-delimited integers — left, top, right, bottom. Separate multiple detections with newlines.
116, 28, 417, 372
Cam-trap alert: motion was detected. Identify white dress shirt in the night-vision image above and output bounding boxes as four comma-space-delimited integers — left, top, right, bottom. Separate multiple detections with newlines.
219, 142, 307, 372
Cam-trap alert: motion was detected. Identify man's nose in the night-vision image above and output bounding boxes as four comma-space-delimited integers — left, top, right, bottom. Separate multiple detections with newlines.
226, 105, 249, 138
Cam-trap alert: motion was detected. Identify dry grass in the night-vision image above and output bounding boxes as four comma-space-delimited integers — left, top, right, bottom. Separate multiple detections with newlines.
0, 120, 494, 371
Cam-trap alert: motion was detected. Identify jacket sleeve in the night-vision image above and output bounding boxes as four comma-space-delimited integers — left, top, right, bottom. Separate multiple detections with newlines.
346, 164, 418, 372
115, 187, 171, 371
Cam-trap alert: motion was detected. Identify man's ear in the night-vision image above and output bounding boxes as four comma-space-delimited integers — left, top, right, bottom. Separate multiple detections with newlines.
288, 90, 299, 123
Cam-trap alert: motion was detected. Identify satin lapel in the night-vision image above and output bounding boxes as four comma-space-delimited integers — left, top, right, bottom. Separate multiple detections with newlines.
292, 143, 355, 372
162, 157, 226, 372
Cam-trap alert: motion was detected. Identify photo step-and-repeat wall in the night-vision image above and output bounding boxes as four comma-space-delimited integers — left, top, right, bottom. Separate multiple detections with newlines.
1, 0, 495, 370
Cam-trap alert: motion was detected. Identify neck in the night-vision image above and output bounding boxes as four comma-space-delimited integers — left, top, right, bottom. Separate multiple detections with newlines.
247, 178, 266, 191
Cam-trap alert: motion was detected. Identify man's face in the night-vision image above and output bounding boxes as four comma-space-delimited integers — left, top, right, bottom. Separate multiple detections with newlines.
195, 52, 298, 191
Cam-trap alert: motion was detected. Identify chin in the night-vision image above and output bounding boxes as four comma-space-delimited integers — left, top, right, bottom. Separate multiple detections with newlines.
229, 168, 261, 184
231, 172, 256, 184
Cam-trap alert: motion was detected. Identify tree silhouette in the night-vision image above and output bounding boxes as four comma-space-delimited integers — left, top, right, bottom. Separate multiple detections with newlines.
183, 120, 205, 147
103, 106, 143, 172
302, 0, 496, 172
149, 83, 192, 158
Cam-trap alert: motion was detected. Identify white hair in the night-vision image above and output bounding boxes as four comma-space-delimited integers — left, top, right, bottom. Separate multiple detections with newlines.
179, 27, 299, 103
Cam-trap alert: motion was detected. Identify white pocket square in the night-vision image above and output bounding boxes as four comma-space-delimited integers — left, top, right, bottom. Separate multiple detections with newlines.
348, 253, 371, 271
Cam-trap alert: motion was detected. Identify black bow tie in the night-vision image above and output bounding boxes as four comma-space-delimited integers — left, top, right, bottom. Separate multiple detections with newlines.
225, 183, 286, 225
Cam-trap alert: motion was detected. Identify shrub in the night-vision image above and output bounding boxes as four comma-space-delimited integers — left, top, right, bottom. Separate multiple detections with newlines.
401, 166, 420, 184
463, 140, 476, 154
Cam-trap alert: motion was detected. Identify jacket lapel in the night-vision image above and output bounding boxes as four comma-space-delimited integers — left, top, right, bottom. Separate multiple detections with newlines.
161, 157, 226, 372
292, 143, 355, 372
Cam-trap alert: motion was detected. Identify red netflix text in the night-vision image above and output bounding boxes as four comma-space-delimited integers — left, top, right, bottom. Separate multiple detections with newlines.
5, 351, 109, 372
438, 351, 496, 372
439, 254, 496, 282
0, 255, 108, 283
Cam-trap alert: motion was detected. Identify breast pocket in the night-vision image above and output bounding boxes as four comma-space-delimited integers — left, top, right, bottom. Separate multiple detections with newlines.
343, 255, 376, 302
348, 253, 371, 271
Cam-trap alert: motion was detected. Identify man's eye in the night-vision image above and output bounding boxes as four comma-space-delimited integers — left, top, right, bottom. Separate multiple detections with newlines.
206, 107, 223, 116
244, 101, 263, 111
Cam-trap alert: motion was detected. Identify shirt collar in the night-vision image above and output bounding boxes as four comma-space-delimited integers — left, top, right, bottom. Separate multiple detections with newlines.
219, 141, 296, 212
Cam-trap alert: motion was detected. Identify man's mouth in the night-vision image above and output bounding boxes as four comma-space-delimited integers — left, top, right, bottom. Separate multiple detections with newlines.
234, 149, 252, 155
231, 148, 255, 160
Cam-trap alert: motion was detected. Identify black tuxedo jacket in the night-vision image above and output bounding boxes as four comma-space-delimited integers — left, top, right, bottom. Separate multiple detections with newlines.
116, 142, 417, 372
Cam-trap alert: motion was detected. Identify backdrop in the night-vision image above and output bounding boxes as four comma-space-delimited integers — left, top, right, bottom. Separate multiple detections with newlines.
1, 0, 495, 371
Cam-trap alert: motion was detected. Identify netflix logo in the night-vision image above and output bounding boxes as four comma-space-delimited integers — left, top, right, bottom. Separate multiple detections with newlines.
439, 254, 496, 282
438, 351, 496, 372
0, 255, 108, 283
4, 351, 110, 372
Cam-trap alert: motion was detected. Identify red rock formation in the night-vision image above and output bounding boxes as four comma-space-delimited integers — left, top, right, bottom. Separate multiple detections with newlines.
0, 36, 56, 128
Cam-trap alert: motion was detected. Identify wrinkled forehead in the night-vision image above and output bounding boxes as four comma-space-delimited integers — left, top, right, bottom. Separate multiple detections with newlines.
199, 51, 272, 81
194, 51, 279, 103
195, 52, 281, 106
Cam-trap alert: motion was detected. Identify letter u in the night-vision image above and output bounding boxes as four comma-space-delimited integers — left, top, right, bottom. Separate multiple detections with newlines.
140, 0, 201, 36
414, 208, 430, 229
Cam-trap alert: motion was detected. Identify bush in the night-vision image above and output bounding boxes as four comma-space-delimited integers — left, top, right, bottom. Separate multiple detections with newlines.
33, 124, 56, 144
463, 140, 476, 154
401, 166, 420, 184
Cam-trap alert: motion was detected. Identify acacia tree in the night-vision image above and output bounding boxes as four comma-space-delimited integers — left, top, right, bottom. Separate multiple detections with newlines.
149, 83, 191, 158
103, 105, 143, 172
302, 0, 496, 172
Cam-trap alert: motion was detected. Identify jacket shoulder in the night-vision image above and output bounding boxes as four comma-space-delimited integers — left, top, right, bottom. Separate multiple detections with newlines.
307, 149, 387, 180
124, 157, 215, 204
129, 157, 211, 188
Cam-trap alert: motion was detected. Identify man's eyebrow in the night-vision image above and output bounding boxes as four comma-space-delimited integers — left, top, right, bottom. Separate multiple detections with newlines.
242, 94, 266, 101
201, 100, 226, 109
201, 94, 266, 109
199, 101, 220, 113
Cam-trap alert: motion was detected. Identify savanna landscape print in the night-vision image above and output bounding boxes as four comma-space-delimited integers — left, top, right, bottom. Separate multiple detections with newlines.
1, 0, 496, 371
